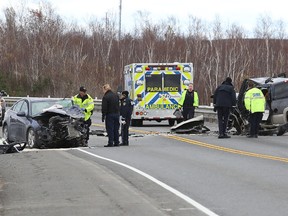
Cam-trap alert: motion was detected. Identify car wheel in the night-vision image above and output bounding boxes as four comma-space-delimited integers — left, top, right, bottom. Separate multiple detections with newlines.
27, 128, 36, 148
2, 124, 9, 142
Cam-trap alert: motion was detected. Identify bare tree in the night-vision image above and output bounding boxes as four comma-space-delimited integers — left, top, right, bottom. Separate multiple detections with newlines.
2, 4, 288, 102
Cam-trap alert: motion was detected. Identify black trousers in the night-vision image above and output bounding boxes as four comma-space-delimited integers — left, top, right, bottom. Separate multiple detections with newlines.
217, 107, 230, 136
182, 107, 195, 121
121, 118, 130, 145
84, 118, 92, 141
105, 113, 120, 145
248, 112, 263, 136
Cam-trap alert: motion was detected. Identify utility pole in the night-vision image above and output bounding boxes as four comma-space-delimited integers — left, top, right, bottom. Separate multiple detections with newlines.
119, 0, 122, 41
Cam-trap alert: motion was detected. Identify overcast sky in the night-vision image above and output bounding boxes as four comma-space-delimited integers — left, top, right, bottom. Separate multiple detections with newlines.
1, 0, 287, 35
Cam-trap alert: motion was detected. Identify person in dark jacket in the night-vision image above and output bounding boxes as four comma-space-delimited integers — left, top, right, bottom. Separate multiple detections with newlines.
101, 84, 120, 147
213, 77, 237, 138
119, 90, 133, 146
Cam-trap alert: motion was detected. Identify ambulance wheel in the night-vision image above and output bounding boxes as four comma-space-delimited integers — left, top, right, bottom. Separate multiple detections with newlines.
131, 119, 143, 127
168, 119, 175, 126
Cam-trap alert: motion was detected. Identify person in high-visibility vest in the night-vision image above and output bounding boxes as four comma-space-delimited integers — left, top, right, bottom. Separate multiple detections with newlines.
244, 82, 266, 138
178, 83, 199, 121
72, 86, 95, 145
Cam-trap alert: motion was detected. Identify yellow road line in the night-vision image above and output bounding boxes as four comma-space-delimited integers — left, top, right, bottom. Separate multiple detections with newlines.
166, 135, 288, 163
93, 123, 288, 163
93, 123, 158, 135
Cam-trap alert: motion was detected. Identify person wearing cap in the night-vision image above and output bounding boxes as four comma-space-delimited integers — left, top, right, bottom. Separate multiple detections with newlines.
213, 77, 237, 138
72, 86, 95, 145
178, 83, 199, 121
119, 90, 134, 146
101, 84, 120, 147
244, 82, 265, 138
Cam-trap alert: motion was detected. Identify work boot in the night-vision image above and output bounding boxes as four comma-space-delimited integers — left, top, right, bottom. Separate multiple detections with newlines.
218, 134, 225, 139
247, 134, 257, 138
104, 144, 114, 147
223, 134, 231, 138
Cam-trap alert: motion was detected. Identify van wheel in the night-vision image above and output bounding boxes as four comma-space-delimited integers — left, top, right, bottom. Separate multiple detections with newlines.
131, 119, 143, 127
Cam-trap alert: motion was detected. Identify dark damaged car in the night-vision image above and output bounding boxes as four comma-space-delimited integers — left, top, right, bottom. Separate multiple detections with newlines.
2, 97, 88, 148
229, 75, 288, 136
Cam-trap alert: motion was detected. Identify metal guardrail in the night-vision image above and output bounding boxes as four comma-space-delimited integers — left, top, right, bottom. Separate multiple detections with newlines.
2, 96, 102, 110
195, 105, 217, 123
3, 96, 216, 121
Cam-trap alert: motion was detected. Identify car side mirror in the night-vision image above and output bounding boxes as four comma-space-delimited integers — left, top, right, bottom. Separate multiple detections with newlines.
17, 111, 26, 117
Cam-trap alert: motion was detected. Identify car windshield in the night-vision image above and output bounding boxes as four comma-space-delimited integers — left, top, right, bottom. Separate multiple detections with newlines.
31, 99, 73, 116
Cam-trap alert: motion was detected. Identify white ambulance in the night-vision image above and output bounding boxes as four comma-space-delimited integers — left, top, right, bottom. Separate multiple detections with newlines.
123, 63, 193, 126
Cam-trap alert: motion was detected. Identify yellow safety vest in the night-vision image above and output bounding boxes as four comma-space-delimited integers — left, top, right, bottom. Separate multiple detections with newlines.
244, 88, 265, 113
178, 90, 199, 108
72, 94, 94, 121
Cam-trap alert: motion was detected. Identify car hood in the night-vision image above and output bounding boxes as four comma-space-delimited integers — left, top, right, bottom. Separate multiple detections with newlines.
34, 105, 84, 119
249, 77, 288, 87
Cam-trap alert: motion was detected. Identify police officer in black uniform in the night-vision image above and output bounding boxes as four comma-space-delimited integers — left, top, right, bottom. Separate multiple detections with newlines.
120, 90, 133, 146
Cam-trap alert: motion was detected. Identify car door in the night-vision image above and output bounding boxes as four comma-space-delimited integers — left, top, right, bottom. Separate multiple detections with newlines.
9, 100, 25, 141
16, 101, 30, 142
10, 100, 29, 142
270, 82, 288, 124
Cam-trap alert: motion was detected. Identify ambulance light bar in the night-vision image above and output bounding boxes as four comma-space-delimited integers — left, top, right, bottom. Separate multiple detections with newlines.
144, 66, 181, 71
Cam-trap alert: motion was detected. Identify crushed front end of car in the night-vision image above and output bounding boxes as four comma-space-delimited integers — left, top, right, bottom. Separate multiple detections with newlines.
34, 105, 88, 148
229, 75, 288, 136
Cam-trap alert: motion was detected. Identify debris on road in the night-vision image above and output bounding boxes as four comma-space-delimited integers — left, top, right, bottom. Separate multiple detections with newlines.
170, 115, 210, 134
90, 129, 107, 136
0, 138, 26, 154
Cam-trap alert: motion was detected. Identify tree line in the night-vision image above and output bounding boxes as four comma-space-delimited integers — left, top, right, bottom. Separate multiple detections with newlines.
1, 3, 288, 105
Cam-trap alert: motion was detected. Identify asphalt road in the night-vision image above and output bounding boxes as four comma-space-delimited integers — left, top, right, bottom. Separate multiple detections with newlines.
1, 112, 288, 216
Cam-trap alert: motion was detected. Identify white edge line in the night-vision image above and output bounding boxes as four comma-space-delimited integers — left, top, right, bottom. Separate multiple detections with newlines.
77, 148, 219, 216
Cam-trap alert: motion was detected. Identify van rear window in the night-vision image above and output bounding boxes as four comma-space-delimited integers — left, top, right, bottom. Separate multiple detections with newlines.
164, 74, 181, 92
145, 74, 162, 92
145, 73, 181, 92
